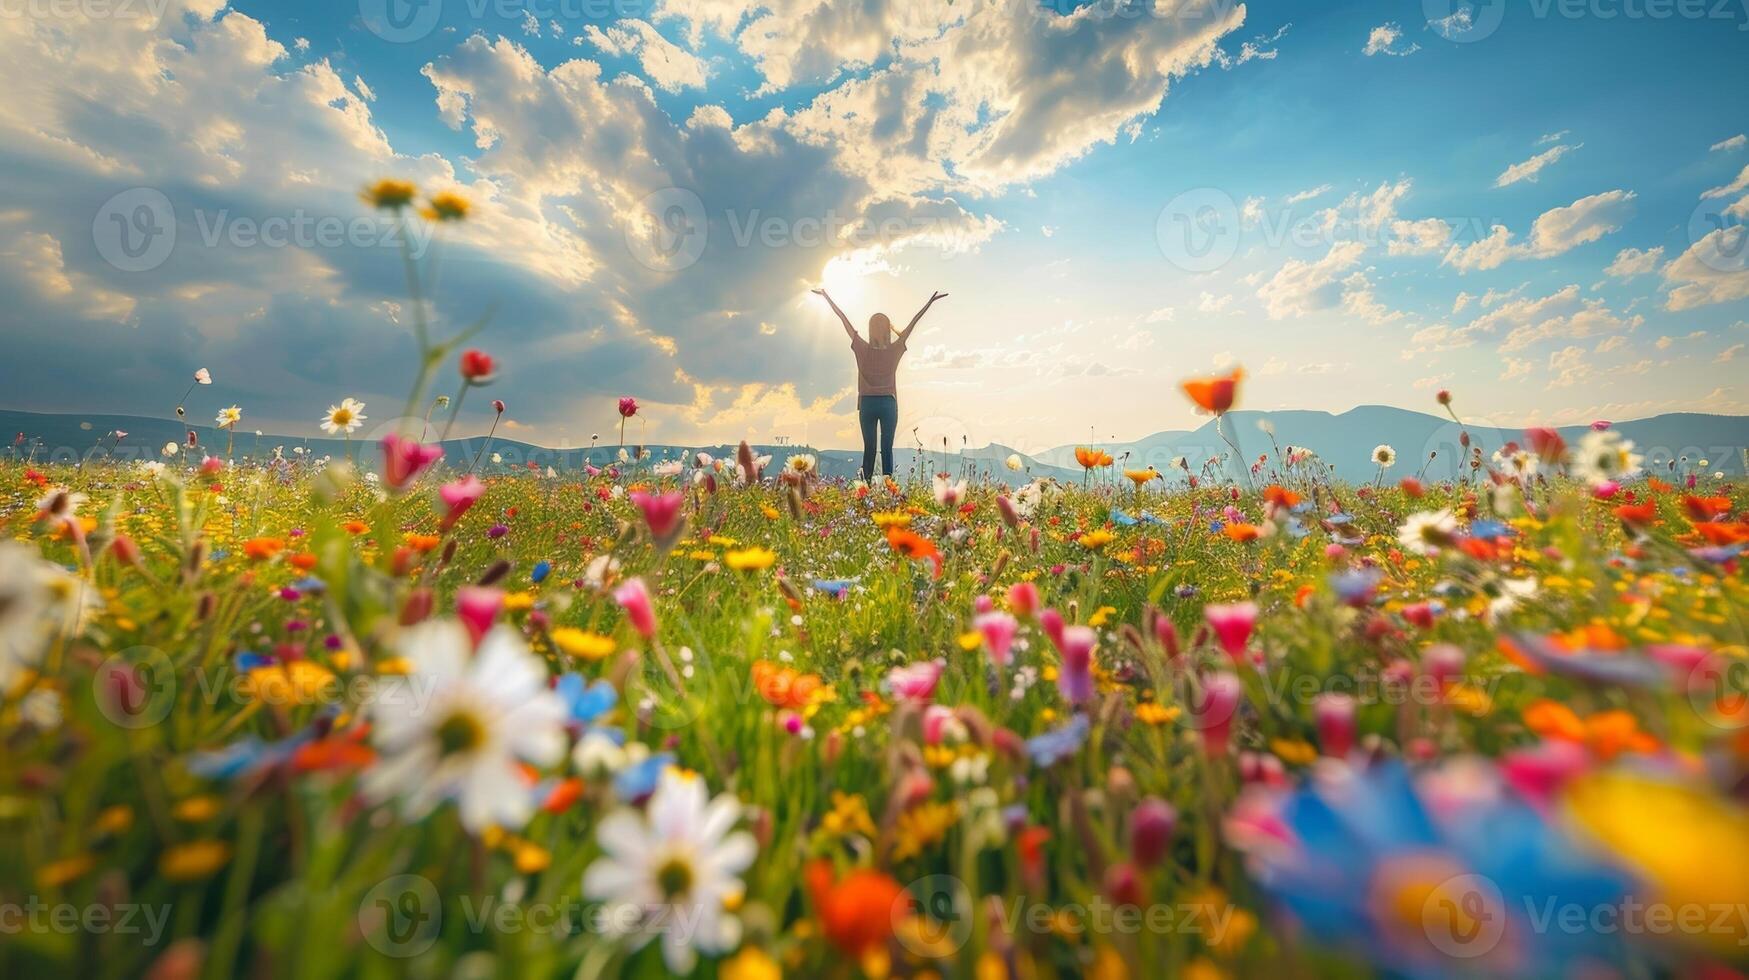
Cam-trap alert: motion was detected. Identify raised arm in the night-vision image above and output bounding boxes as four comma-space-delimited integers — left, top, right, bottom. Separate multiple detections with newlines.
897, 291, 948, 344
812, 288, 857, 342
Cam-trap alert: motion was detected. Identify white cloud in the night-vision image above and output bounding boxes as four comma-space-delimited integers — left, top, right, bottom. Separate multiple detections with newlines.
1720, 343, 1745, 363
1537, 130, 1570, 146
1494, 143, 1580, 188
1387, 217, 1452, 256
1363, 22, 1418, 57
1258, 241, 1366, 319
1664, 227, 1749, 310
1198, 291, 1234, 314
1452, 291, 1473, 315
1443, 190, 1635, 272
1285, 183, 1333, 204
1702, 165, 1749, 200
1605, 245, 1664, 279
1460, 284, 1643, 353
1712, 134, 1747, 153
1144, 306, 1175, 324
583, 20, 710, 92
1339, 270, 1403, 325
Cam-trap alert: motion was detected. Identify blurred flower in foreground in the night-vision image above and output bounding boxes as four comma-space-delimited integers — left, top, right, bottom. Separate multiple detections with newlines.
365, 621, 567, 831
583, 768, 756, 972
1229, 761, 1634, 977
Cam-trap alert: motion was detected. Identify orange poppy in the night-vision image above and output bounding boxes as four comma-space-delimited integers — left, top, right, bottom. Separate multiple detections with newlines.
1075, 447, 1114, 469
807, 860, 908, 958
1683, 495, 1733, 523
1263, 485, 1302, 509
241, 537, 285, 561
1693, 522, 1749, 545
887, 526, 943, 577
1181, 367, 1243, 414
1612, 502, 1657, 528
1222, 523, 1262, 542
751, 659, 823, 709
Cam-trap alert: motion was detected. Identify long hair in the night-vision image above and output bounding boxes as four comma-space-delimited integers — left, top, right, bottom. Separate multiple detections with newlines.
868, 312, 893, 348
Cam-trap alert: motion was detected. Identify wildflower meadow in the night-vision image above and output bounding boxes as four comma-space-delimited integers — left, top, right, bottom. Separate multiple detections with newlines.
5, 184, 1749, 980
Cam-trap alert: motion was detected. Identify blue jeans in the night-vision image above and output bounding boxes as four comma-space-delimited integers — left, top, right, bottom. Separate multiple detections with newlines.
858, 395, 897, 481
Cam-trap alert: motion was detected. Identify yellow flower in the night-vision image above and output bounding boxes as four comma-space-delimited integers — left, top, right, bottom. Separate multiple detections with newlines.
1270, 738, 1318, 767
956, 631, 982, 651
820, 791, 877, 839
873, 511, 912, 529
725, 546, 777, 572
551, 628, 616, 661
503, 591, 536, 612
93, 805, 133, 835
242, 661, 337, 705
708, 535, 739, 547
362, 178, 417, 211
721, 946, 782, 980
1135, 702, 1180, 725
1078, 529, 1116, 550
891, 801, 959, 861
422, 190, 471, 221
760, 505, 782, 520
173, 796, 222, 822
510, 839, 551, 874
1088, 605, 1117, 627
160, 840, 232, 881
36, 854, 95, 889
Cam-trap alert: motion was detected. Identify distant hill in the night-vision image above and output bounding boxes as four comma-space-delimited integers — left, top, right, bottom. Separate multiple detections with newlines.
5, 406, 1744, 486
1035, 406, 1749, 482
0, 410, 1079, 487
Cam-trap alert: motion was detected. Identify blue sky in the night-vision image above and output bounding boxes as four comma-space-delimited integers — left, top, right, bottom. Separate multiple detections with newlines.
2, 0, 1746, 452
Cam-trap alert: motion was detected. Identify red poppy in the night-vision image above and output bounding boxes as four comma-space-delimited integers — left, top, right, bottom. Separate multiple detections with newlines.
1181, 367, 1243, 414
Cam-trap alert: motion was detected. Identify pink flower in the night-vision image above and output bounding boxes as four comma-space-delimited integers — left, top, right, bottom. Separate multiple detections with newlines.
1039, 607, 1066, 650
1129, 798, 1177, 869
618, 396, 639, 418
922, 705, 956, 745
438, 475, 485, 528
629, 489, 686, 550
1191, 672, 1243, 756
1007, 581, 1039, 618
1203, 602, 1258, 661
975, 611, 1019, 667
1500, 740, 1590, 812
1313, 693, 1356, 758
1591, 419, 1611, 431
614, 578, 658, 639
1590, 480, 1621, 500
1422, 643, 1466, 689
380, 434, 444, 490
455, 586, 503, 645
1152, 614, 1181, 660
888, 660, 944, 703
1056, 625, 1097, 704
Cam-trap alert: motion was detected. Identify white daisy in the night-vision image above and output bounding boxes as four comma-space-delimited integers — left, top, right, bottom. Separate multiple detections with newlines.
215, 405, 242, 428
0, 541, 95, 690
584, 554, 622, 590
1396, 509, 1458, 556
785, 453, 817, 476
319, 398, 367, 435
1004, 454, 1024, 471
1571, 430, 1643, 487
582, 768, 756, 973
365, 621, 568, 832
1371, 444, 1398, 468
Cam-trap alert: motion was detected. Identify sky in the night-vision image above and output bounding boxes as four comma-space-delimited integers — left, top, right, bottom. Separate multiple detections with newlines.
2, 0, 1747, 455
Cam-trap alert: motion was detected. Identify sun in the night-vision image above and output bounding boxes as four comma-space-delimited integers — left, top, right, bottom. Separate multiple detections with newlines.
815, 250, 890, 313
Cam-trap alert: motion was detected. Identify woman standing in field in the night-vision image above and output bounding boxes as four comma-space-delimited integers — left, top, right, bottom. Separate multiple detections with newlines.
814, 287, 947, 482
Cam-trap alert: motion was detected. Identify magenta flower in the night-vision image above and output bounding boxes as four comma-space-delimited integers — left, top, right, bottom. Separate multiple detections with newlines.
1039, 607, 1066, 650
1313, 692, 1356, 758
888, 659, 944, 703
438, 475, 485, 528
1129, 798, 1177, 868
1203, 602, 1258, 662
1056, 625, 1097, 704
975, 611, 1018, 667
381, 434, 444, 490
1191, 672, 1243, 756
629, 489, 686, 551
614, 577, 657, 639
618, 397, 639, 418
1007, 581, 1039, 618
455, 586, 503, 645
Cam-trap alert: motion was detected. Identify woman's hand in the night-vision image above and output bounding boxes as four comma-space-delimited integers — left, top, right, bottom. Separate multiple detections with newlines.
811, 287, 828, 298
929, 290, 948, 304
